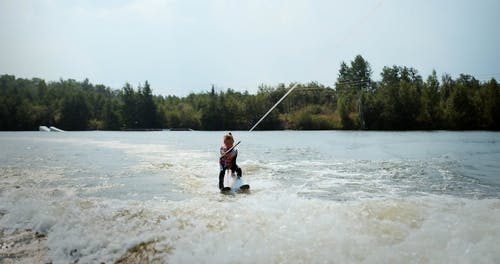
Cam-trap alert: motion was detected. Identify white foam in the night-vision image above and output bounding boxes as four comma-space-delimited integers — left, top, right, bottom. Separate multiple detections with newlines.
2, 173, 500, 263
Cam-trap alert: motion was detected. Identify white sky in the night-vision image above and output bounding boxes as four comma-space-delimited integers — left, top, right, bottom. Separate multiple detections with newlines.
1, 0, 499, 95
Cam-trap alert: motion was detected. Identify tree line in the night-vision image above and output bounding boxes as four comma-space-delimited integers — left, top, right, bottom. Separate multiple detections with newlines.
1, 55, 499, 131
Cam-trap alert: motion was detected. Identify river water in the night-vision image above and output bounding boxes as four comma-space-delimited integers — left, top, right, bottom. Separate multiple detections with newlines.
0, 131, 499, 263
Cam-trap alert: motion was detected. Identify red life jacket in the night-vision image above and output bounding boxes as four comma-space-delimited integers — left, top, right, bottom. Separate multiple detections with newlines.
220, 145, 237, 168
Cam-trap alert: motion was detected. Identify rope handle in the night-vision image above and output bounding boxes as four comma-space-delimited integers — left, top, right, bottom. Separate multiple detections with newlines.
220, 141, 241, 158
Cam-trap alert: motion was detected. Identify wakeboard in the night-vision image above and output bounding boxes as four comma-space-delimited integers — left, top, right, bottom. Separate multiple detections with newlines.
220, 169, 250, 194
220, 184, 251, 195
237, 184, 250, 193
220, 187, 232, 194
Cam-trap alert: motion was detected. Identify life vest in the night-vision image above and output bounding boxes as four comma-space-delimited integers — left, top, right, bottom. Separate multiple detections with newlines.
220, 145, 237, 168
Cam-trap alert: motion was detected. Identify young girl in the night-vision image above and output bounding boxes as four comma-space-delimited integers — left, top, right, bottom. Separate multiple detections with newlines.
218, 132, 242, 190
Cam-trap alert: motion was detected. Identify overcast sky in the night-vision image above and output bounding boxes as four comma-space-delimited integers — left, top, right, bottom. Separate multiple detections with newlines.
1, 0, 499, 95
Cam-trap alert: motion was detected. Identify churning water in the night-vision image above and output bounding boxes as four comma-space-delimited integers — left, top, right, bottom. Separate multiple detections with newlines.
0, 131, 499, 263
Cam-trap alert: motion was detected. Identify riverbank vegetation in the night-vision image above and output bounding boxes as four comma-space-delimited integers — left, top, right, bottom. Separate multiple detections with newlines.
1, 55, 499, 131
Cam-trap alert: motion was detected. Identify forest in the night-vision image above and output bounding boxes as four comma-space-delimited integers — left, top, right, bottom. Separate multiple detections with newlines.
1, 55, 499, 131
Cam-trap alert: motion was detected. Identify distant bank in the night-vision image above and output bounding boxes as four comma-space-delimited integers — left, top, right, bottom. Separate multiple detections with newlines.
1, 56, 499, 131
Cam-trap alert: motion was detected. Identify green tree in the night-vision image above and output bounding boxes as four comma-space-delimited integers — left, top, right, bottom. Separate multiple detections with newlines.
335, 55, 372, 129
419, 70, 441, 129
121, 83, 138, 129
103, 100, 121, 130
483, 79, 500, 129
442, 74, 479, 129
59, 93, 89, 130
201, 86, 222, 130
138, 81, 157, 128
